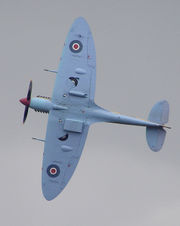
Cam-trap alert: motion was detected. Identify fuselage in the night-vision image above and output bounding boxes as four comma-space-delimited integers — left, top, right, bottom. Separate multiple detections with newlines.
19, 96, 161, 128
20, 96, 68, 113
30, 97, 52, 113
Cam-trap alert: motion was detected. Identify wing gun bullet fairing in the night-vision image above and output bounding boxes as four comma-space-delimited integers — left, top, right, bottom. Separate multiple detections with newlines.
19, 17, 170, 201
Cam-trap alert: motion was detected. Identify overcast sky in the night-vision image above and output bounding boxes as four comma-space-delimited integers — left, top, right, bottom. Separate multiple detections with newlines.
0, 0, 180, 225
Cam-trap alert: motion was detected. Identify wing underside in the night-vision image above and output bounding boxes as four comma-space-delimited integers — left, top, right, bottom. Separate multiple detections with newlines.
42, 110, 89, 200
52, 17, 96, 106
42, 17, 96, 200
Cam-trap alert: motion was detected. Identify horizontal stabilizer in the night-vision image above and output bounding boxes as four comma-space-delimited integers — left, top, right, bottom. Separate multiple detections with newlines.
146, 127, 166, 151
148, 100, 169, 124
146, 100, 169, 151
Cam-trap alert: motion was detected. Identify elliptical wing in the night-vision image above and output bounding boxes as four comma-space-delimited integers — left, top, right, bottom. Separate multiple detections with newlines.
42, 17, 96, 200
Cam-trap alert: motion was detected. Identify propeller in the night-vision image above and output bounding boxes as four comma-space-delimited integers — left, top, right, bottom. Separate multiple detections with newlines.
19, 80, 32, 123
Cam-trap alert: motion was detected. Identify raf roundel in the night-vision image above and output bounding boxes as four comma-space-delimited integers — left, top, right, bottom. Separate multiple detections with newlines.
47, 164, 60, 178
69, 40, 83, 53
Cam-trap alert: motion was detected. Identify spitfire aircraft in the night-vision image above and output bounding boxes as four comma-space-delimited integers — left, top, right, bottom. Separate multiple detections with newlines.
20, 17, 170, 201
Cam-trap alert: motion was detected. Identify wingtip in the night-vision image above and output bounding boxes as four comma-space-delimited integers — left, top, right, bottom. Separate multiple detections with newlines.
74, 16, 87, 22
43, 194, 56, 201
73, 16, 89, 27
42, 182, 64, 201
42, 189, 59, 201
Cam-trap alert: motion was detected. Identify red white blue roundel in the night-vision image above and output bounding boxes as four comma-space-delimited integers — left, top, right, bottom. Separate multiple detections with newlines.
69, 40, 83, 53
47, 164, 60, 178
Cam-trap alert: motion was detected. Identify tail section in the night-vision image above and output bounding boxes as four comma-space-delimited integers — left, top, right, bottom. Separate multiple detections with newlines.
146, 100, 170, 151
148, 100, 169, 124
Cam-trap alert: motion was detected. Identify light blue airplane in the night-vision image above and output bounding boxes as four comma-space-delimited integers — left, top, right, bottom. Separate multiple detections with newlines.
20, 17, 170, 201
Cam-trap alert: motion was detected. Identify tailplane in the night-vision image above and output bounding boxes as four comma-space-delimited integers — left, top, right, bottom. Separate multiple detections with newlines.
146, 100, 170, 152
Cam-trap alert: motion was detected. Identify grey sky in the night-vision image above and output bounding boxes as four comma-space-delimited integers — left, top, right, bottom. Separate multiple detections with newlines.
0, 0, 179, 225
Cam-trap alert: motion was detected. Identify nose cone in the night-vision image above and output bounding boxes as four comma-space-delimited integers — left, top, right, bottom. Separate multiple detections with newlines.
19, 98, 30, 106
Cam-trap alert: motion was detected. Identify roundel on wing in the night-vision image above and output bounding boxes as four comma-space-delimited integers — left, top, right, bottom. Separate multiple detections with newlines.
47, 164, 60, 178
69, 40, 83, 53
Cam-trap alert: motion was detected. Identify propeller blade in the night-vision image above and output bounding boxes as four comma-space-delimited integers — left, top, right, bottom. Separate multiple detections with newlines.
20, 80, 32, 124
23, 105, 29, 124
27, 80, 32, 101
